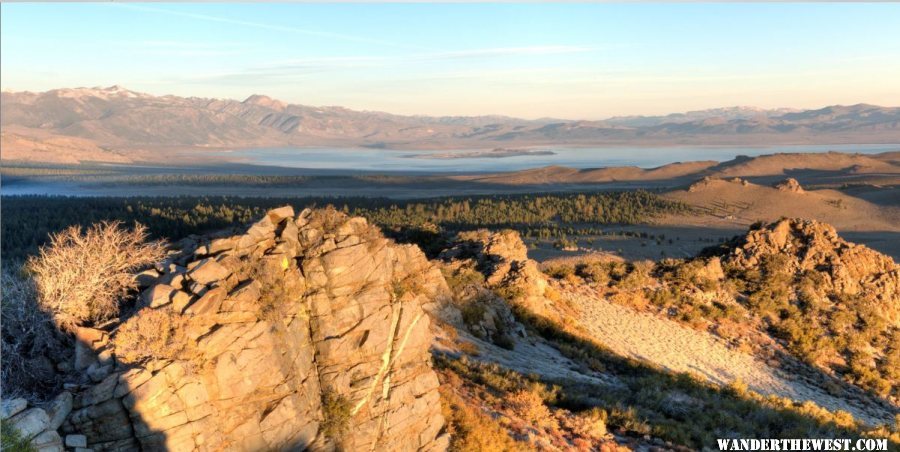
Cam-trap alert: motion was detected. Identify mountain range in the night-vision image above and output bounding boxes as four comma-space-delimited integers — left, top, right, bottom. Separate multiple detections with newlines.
2, 86, 900, 163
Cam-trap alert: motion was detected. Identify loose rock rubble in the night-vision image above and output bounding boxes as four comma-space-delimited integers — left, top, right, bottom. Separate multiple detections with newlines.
2, 394, 71, 452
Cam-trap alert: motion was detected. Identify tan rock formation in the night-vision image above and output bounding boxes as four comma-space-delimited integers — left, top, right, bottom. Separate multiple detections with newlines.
774, 177, 805, 193
442, 229, 552, 317
60, 207, 449, 451
724, 218, 899, 313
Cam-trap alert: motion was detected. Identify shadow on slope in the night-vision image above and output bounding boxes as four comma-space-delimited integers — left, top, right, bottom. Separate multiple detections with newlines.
462, 304, 900, 449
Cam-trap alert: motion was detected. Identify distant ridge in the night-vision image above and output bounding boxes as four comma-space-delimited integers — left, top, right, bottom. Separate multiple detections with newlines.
605, 106, 802, 127
2, 86, 900, 158
455, 151, 900, 185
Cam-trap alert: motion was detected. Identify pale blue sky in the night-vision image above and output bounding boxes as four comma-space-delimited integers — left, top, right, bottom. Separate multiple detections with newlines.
2, 3, 899, 119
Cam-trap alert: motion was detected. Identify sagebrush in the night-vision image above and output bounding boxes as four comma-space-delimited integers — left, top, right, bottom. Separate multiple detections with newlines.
114, 307, 188, 364
27, 221, 167, 331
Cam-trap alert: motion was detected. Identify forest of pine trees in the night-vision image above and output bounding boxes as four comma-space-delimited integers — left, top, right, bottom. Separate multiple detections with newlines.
1, 191, 691, 260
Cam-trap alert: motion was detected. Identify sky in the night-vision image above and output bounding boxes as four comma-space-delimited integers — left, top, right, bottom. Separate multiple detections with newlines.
2, 3, 900, 119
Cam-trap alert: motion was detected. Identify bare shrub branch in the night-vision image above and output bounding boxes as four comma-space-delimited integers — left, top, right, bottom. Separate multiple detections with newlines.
1, 262, 69, 400
26, 221, 167, 331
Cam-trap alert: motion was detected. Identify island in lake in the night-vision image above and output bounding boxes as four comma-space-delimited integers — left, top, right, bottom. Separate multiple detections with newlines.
403, 147, 557, 159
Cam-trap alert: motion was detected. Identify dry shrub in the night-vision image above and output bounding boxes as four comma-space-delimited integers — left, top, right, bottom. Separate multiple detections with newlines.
456, 340, 481, 356
577, 263, 611, 286
27, 221, 167, 331
114, 307, 187, 364
617, 260, 655, 290
563, 273, 583, 286
431, 316, 459, 341
460, 298, 488, 331
507, 388, 557, 430
439, 386, 521, 452
255, 269, 291, 322
307, 206, 346, 233
1, 263, 69, 400
727, 378, 749, 398
391, 274, 425, 300
544, 285, 562, 303
569, 407, 608, 440
544, 265, 575, 280
609, 290, 649, 310
442, 265, 485, 294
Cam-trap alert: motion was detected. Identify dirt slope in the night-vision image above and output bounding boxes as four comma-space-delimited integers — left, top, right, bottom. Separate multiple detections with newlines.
1, 127, 136, 164
565, 289, 896, 426
709, 152, 899, 177
457, 161, 718, 185
662, 178, 900, 232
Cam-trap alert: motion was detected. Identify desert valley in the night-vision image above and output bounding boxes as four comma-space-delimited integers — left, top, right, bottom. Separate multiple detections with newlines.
3, 3, 900, 451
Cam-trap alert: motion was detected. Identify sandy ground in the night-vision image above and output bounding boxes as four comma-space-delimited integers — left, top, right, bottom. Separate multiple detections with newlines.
662, 179, 900, 233
525, 224, 900, 262
434, 280, 898, 428
526, 225, 741, 262
565, 288, 898, 426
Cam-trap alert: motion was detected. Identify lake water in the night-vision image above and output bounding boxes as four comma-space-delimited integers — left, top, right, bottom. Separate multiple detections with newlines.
219, 143, 899, 173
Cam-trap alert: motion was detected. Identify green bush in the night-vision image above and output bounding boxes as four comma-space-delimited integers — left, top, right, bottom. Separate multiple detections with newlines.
442, 266, 485, 294
1, 419, 37, 452
575, 263, 611, 286
321, 389, 352, 440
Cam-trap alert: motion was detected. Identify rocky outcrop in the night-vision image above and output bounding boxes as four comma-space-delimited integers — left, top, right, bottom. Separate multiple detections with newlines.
774, 177, 804, 193
723, 218, 899, 308
60, 207, 449, 451
687, 176, 716, 192
441, 229, 553, 318
688, 176, 749, 193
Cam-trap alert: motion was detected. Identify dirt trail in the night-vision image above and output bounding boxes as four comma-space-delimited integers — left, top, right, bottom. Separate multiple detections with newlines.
566, 291, 897, 427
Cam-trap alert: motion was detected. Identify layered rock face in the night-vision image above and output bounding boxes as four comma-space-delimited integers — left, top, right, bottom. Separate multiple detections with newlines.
62, 207, 449, 451
723, 218, 899, 309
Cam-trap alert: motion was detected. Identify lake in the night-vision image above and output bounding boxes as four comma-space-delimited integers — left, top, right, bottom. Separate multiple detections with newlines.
218, 143, 899, 173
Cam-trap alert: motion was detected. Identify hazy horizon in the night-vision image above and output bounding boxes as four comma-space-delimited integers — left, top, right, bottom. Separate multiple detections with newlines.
3, 3, 900, 119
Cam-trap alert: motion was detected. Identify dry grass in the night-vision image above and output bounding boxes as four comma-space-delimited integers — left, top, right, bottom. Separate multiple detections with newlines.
507, 387, 557, 430
438, 385, 522, 452
113, 307, 188, 364
456, 340, 481, 356
254, 268, 292, 322
436, 355, 626, 451
569, 408, 608, 440
27, 221, 167, 331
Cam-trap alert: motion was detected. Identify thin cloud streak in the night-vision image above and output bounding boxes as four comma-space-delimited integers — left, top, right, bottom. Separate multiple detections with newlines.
111, 4, 425, 50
